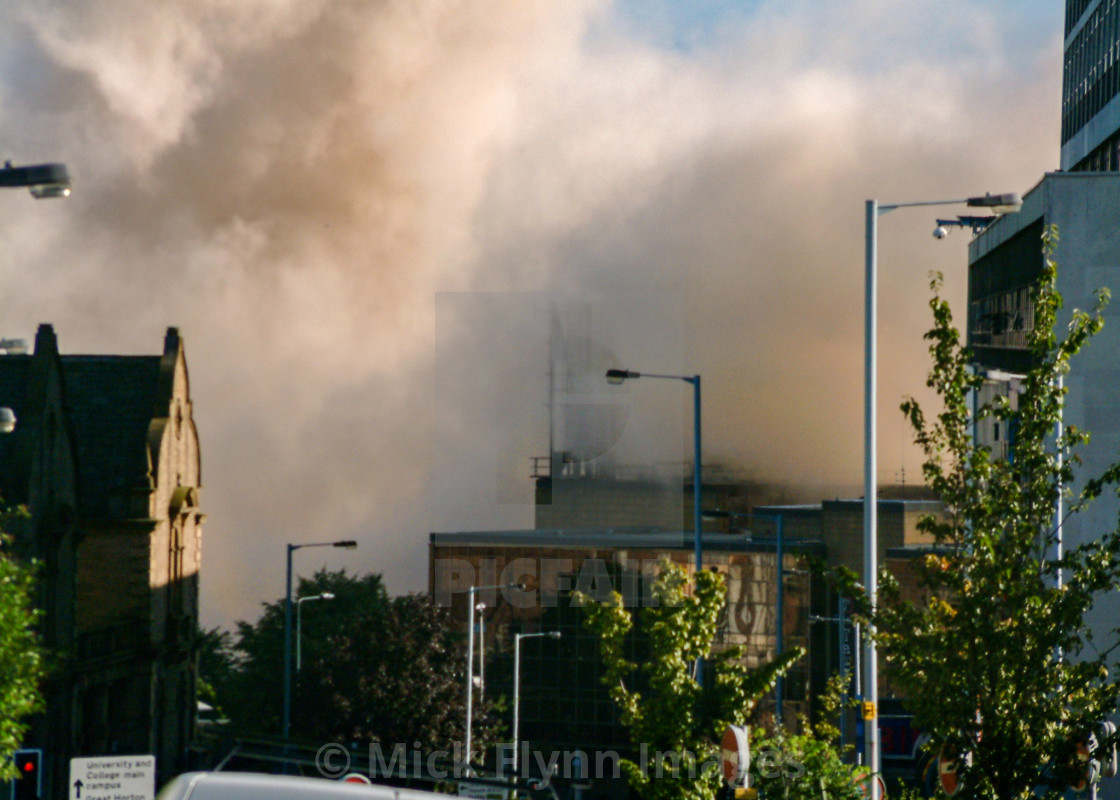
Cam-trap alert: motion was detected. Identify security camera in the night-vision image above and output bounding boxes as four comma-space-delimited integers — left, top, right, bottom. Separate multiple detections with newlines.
933, 226, 949, 239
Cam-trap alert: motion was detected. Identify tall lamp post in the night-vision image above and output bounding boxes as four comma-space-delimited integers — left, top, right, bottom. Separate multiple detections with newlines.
605, 369, 702, 573
863, 192, 1020, 792
296, 592, 335, 673
0, 161, 70, 436
283, 540, 357, 741
465, 583, 522, 771
0, 162, 71, 199
513, 631, 561, 774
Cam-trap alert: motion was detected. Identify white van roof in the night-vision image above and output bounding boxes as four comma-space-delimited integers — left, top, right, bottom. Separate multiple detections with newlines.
158, 772, 452, 800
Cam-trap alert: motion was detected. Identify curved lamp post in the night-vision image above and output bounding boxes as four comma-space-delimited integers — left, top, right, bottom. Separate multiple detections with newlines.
513, 631, 561, 774
464, 583, 523, 771
862, 191, 1020, 794
605, 369, 702, 573
296, 592, 335, 672
283, 540, 357, 741
0, 164, 69, 427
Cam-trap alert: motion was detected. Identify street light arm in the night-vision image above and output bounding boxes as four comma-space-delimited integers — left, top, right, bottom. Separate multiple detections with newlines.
878, 192, 1022, 216
290, 540, 358, 554
606, 368, 697, 385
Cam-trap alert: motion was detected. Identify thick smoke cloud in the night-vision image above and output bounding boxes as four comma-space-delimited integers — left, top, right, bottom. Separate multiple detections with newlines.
0, 0, 1061, 628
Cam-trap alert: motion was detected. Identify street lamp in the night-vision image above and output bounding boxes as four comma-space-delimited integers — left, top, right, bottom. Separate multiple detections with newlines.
513, 631, 561, 774
464, 583, 523, 771
863, 191, 1020, 792
296, 592, 335, 672
283, 540, 357, 741
604, 369, 703, 574
0, 162, 71, 199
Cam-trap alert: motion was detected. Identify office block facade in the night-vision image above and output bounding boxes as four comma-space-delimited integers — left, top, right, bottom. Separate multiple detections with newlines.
1063, 0, 1120, 170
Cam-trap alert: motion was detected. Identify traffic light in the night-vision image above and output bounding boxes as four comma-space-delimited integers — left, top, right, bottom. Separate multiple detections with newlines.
11, 750, 41, 800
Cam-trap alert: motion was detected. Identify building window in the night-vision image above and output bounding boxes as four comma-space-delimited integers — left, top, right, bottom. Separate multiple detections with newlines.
970, 287, 1034, 349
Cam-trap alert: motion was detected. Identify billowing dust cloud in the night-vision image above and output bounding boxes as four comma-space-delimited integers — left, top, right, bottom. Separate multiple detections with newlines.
0, 0, 1062, 627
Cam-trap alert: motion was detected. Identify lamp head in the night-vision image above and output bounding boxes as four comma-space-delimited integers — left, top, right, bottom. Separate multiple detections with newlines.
322, 592, 335, 600
606, 368, 638, 385
0, 163, 71, 199
333, 540, 358, 549
29, 182, 70, 199
966, 192, 1022, 215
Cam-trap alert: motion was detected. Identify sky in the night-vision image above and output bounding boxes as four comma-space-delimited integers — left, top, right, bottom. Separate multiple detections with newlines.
0, 0, 1065, 630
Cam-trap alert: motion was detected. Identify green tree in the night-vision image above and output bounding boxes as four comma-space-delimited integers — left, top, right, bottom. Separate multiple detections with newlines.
196, 625, 238, 719
750, 675, 865, 800
579, 559, 803, 800
303, 592, 483, 749
857, 228, 1120, 800
0, 519, 45, 781
205, 569, 497, 754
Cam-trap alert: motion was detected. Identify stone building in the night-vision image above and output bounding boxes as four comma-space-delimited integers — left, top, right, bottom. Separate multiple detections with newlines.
0, 324, 203, 797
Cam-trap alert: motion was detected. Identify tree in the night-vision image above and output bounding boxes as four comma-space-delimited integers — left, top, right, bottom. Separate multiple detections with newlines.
749, 675, 865, 800
857, 228, 1120, 800
303, 592, 483, 749
196, 625, 238, 719
0, 513, 45, 781
579, 559, 803, 800
205, 569, 497, 755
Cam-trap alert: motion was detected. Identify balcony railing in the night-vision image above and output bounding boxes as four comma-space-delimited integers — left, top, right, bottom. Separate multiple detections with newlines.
969, 287, 1035, 350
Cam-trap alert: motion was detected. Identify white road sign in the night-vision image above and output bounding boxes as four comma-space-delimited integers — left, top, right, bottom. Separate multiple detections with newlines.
69, 755, 155, 800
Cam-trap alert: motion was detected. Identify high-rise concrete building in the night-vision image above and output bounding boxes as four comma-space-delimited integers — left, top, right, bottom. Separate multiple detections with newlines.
967, 8, 1120, 799
1062, 0, 1120, 170
973, 2, 1120, 591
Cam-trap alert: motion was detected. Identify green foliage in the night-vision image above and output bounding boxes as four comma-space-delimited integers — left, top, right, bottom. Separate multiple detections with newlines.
750, 727, 865, 800
751, 674, 864, 800
0, 510, 46, 781
201, 569, 498, 754
859, 227, 1120, 800
579, 559, 803, 800
195, 626, 237, 716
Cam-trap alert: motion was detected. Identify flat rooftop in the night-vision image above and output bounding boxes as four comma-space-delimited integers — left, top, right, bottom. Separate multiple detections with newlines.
430, 528, 825, 554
